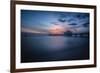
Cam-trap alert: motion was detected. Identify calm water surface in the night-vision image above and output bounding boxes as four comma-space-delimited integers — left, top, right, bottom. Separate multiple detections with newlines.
21, 35, 89, 63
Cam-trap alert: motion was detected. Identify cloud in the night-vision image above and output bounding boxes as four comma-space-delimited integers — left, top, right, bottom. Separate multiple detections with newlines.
76, 13, 89, 19
68, 23, 77, 25
58, 18, 66, 22
74, 27, 89, 33
82, 22, 89, 27
21, 10, 89, 34
21, 27, 47, 34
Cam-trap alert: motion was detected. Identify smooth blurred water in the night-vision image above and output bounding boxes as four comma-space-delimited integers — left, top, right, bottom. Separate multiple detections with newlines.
21, 35, 89, 63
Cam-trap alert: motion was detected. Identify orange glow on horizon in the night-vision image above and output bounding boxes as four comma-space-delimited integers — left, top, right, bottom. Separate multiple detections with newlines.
49, 25, 65, 34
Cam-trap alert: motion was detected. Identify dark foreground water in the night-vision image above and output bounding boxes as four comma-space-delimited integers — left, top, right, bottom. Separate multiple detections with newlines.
21, 35, 89, 63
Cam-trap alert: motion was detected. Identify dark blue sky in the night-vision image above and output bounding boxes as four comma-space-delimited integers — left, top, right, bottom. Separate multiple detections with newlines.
21, 10, 89, 34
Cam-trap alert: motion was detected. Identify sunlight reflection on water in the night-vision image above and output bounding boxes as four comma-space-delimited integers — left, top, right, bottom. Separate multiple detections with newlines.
42, 36, 67, 51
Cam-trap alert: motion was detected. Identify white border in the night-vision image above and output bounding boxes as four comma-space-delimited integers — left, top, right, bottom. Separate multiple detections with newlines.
16, 4, 94, 69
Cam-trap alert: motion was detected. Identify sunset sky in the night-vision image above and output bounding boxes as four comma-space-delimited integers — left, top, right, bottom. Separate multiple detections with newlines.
21, 10, 89, 34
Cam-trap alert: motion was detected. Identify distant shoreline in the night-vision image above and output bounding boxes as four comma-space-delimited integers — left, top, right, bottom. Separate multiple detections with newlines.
21, 32, 89, 38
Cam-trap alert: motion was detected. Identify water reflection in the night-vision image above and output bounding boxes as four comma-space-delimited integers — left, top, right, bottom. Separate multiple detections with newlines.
21, 36, 89, 63
42, 36, 67, 51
